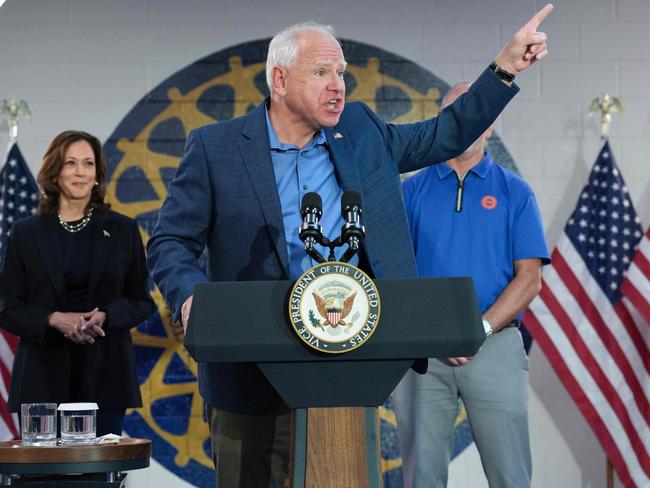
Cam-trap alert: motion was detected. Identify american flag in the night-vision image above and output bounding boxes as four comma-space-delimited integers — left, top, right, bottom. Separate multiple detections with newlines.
0, 142, 39, 441
524, 141, 649, 487
621, 227, 650, 326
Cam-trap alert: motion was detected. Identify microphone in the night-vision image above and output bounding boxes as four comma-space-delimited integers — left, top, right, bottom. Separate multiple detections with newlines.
340, 191, 365, 263
299, 192, 325, 263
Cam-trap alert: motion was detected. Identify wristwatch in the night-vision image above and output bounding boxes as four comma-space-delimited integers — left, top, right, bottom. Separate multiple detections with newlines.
489, 61, 516, 83
482, 318, 493, 337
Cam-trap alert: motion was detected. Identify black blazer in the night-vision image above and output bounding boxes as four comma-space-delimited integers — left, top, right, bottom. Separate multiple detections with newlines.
0, 210, 155, 411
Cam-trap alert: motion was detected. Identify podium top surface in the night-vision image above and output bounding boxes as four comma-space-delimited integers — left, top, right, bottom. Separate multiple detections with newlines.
185, 277, 484, 363
0, 438, 151, 464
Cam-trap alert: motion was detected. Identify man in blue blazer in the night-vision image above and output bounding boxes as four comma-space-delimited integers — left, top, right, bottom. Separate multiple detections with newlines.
148, 7, 553, 487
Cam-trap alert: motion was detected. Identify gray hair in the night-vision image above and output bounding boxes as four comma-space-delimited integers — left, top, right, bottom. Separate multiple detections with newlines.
266, 21, 337, 93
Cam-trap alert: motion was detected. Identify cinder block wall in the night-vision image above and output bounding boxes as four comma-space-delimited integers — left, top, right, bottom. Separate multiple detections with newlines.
1, 1, 646, 487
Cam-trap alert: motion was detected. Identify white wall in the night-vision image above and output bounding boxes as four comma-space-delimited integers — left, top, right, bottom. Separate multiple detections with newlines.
1, 1, 648, 487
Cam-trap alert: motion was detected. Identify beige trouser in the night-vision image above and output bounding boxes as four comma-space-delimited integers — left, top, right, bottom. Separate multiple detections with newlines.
393, 327, 531, 488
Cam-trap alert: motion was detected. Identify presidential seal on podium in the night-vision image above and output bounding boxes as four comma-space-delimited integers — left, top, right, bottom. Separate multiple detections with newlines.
289, 262, 381, 354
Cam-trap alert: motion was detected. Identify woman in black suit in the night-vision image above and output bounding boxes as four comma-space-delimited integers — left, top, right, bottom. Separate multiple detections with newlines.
0, 130, 155, 436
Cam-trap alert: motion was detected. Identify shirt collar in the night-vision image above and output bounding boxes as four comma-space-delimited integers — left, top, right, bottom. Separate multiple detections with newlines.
435, 152, 493, 180
265, 104, 327, 151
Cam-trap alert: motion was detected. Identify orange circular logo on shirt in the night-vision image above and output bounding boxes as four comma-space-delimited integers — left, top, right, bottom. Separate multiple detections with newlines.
481, 195, 497, 210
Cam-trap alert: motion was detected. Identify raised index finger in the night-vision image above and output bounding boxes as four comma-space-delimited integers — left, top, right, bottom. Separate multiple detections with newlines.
526, 3, 554, 30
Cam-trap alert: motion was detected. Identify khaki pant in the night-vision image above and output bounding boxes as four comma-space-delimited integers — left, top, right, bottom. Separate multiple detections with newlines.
207, 396, 291, 488
393, 328, 531, 488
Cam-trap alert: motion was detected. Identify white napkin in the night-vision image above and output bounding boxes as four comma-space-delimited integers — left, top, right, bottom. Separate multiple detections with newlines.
96, 433, 122, 444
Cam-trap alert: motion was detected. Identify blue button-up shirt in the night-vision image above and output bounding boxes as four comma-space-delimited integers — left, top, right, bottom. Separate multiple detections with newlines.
265, 106, 357, 279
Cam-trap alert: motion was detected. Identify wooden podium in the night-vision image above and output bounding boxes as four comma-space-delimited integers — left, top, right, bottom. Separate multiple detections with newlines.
185, 277, 484, 487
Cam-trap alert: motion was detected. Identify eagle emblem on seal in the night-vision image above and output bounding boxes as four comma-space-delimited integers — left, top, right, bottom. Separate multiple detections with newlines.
312, 291, 357, 327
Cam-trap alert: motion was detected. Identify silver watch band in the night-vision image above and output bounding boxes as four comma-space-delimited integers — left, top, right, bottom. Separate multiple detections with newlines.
482, 318, 493, 337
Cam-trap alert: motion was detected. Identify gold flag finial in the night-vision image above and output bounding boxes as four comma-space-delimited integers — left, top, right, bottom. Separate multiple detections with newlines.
588, 93, 623, 139
0, 98, 31, 140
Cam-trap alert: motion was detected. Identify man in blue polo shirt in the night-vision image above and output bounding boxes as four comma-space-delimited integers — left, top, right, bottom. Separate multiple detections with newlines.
393, 82, 550, 488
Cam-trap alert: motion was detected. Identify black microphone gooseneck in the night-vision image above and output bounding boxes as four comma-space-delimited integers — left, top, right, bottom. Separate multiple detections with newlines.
299, 192, 326, 264
339, 191, 365, 263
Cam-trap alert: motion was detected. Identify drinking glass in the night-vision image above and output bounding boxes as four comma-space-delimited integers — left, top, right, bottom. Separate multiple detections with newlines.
21, 403, 57, 446
59, 402, 98, 444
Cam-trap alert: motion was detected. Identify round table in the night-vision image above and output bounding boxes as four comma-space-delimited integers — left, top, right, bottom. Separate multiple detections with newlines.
0, 438, 151, 487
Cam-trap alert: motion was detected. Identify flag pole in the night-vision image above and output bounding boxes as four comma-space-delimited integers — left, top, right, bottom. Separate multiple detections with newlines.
589, 93, 624, 488
0, 98, 31, 139
0, 99, 35, 441
588, 93, 623, 139
0, 98, 31, 155
607, 459, 614, 488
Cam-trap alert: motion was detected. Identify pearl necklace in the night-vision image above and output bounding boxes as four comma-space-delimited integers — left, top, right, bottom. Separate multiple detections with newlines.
58, 208, 93, 233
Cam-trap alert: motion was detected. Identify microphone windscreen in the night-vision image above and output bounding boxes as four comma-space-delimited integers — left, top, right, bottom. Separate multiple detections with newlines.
341, 191, 362, 213
301, 192, 322, 213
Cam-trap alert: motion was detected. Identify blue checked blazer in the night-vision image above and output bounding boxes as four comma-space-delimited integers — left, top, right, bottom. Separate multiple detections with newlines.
147, 67, 517, 412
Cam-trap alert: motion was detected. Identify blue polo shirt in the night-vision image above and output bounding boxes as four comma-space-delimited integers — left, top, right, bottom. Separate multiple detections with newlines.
402, 153, 550, 316
265, 106, 357, 279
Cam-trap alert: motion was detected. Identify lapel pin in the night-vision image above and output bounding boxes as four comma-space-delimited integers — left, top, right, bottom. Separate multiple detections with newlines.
103, 230, 110, 237
333, 132, 343, 139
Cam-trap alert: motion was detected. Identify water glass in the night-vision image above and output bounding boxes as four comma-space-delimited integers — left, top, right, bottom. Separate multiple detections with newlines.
59, 402, 98, 444
21, 403, 57, 446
